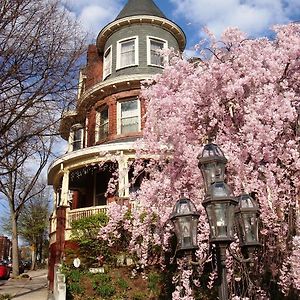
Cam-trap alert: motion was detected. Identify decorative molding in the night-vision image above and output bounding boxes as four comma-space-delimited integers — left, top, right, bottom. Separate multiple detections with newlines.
97, 15, 186, 53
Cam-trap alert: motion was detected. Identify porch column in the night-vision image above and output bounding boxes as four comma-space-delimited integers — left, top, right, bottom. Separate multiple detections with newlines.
118, 154, 129, 198
60, 170, 70, 207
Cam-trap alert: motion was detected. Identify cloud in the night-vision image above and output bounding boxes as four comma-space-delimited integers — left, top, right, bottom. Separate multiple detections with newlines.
64, 0, 123, 38
170, 0, 299, 38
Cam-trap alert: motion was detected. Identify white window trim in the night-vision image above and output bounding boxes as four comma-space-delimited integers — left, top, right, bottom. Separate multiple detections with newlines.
77, 70, 87, 99
117, 99, 141, 135
84, 117, 88, 147
68, 124, 84, 152
147, 36, 168, 67
103, 46, 112, 79
95, 106, 109, 142
116, 36, 139, 70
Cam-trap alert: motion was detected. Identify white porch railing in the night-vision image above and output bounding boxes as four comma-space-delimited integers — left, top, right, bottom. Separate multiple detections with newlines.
66, 205, 108, 228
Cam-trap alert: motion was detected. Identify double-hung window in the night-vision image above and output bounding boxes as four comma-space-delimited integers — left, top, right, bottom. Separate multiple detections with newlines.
118, 99, 140, 134
96, 106, 109, 141
117, 36, 138, 69
147, 36, 167, 67
70, 124, 84, 151
103, 46, 112, 79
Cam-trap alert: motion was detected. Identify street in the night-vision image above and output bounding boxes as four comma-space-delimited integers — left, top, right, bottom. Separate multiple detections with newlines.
0, 269, 49, 300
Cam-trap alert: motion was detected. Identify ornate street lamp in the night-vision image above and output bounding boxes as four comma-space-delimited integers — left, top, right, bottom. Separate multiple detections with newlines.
168, 143, 261, 300
170, 197, 200, 252
235, 194, 261, 252
203, 182, 238, 244
198, 143, 228, 193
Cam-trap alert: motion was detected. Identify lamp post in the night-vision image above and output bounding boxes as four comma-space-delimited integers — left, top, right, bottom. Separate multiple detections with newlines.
170, 143, 261, 300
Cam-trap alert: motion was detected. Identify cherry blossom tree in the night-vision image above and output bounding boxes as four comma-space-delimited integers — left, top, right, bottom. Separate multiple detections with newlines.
100, 23, 300, 299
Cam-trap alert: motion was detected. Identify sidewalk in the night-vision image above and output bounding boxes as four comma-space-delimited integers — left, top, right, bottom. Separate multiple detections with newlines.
0, 269, 49, 300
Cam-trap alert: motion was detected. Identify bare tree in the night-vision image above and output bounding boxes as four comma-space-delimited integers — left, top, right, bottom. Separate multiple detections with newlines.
0, 0, 87, 276
0, 135, 52, 276
0, 0, 86, 164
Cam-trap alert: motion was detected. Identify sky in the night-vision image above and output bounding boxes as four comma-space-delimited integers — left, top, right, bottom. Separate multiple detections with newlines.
65, 0, 300, 56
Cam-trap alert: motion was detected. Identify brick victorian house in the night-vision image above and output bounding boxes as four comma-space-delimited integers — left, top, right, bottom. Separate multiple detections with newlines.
47, 0, 185, 289
0, 235, 11, 261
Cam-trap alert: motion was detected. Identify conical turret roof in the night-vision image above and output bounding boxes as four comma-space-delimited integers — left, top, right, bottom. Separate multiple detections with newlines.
115, 0, 166, 20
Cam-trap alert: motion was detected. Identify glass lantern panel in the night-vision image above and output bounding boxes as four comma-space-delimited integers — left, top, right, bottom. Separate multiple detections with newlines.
202, 143, 225, 158
205, 205, 217, 237
242, 213, 259, 243
179, 216, 192, 248
215, 203, 228, 237
240, 195, 255, 208
211, 182, 231, 198
179, 202, 190, 214
191, 216, 198, 246
227, 204, 236, 237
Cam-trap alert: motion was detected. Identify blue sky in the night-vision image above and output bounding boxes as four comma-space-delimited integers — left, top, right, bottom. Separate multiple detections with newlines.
66, 0, 300, 55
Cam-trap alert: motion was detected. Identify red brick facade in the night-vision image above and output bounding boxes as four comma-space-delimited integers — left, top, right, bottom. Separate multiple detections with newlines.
85, 45, 103, 90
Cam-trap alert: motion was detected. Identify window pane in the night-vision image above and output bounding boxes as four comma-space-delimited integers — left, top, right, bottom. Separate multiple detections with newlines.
99, 108, 109, 140
120, 100, 139, 134
72, 128, 83, 150
100, 108, 108, 125
103, 48, 111, 78
120, 40, 135, 67
121, 116, 139, 134
150, 39, 164, 66
121, 100, 138, 116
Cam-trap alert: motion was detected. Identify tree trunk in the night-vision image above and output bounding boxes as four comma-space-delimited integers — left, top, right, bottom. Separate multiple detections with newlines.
11, 214, 19, 277
31, 244, 37, 270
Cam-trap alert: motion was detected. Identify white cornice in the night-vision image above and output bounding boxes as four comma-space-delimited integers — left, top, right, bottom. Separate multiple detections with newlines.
48, 141, 136, 184
97, 15, 186, 53
78, 73, 153, 108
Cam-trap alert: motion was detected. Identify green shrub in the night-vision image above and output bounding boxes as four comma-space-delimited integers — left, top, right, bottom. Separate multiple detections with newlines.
94, 284, 116, 298
147, 271, 161, 294
70, 213, 113, 267
116, 277, 129, 290
68, 282, 84, 295
63, 267, 85, 296
92, 273, 116, 298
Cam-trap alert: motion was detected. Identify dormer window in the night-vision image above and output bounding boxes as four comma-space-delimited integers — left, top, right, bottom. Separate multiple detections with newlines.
69, 124, 84, 151
96, 106, 109, 142
147, 36, 167, 67
117, 98, 140, 134
116, 36, 138, 69
103, 46, 112, 79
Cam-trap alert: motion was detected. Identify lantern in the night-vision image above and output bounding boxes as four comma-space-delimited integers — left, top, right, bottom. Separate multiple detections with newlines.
235, 194, 261, 249
198, 143, 228, 193
170, 197, 200, 251
203, 182, 238, 243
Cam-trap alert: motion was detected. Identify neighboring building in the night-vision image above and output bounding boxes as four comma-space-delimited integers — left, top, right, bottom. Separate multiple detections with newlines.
47, 0, 185, 289
0, 235, 11, 261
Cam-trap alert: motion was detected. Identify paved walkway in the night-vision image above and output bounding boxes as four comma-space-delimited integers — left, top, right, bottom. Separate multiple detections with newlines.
0, 269, 49, 300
